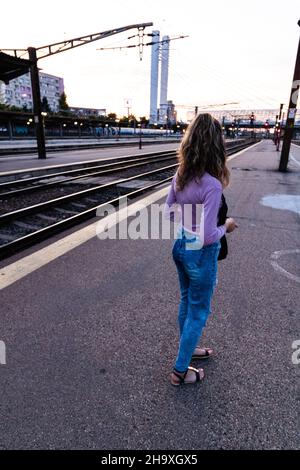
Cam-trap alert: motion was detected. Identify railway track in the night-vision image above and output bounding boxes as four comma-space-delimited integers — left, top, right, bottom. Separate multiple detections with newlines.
0, 137, 181, 156
0, 150, 177, 199
0, 138, 256, 260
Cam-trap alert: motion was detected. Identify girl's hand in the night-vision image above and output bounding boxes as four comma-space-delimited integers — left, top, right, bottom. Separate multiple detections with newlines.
225, 217, 238, 233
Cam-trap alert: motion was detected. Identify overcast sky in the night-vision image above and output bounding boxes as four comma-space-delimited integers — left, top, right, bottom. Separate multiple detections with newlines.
2, 0, 299, 118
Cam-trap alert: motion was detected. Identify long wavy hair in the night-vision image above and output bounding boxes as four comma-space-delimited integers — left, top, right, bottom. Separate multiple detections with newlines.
176, 113, 230, 190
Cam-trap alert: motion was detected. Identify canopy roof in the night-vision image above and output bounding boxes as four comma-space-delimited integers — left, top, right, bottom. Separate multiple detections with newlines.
0, 52, 31, 84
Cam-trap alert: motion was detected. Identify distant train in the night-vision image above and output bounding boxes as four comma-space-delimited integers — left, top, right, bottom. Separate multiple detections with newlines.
0, 119, 177, 138
96, 126, 174, 137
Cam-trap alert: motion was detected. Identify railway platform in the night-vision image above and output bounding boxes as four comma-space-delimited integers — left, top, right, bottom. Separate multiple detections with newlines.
0, 140, 299, 449
0, 142, 179, 174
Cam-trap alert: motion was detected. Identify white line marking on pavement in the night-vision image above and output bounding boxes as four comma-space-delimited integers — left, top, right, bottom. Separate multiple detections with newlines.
290, 154, 300, 168
0, 187, 169, 290
270, 249, 300, 284
291, 143, 300, 150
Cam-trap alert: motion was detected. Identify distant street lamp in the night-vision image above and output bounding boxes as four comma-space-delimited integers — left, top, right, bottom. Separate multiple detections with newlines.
41, 111, 47, 135
74, 121, 81, 138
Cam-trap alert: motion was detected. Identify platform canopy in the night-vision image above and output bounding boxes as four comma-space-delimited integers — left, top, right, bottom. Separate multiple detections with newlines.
0, 52, 31, 84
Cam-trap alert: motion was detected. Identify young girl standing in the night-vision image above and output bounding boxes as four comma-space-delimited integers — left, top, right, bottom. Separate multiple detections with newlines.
165, 113, 237, 386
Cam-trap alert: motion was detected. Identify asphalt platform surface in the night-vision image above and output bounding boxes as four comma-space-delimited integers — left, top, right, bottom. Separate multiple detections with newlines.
0, 140, 299, 449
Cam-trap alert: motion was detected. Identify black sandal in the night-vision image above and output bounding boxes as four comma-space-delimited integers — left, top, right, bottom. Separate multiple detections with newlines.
192, 347, 213, 360
171, 366, 204, 386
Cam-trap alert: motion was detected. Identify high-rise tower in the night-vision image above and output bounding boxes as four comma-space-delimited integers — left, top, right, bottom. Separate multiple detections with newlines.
159, 35, 170, 122
149, 30, 160, 124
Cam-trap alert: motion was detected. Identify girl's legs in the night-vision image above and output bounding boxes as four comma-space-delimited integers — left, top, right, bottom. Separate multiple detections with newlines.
174, 258, 190, 336
174, 278, 214, 373
173, 238, 190, 335
172, 243, 220, 377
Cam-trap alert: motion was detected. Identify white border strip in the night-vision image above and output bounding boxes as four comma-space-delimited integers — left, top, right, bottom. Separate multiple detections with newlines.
289, 144, 300, 168
290, 154, 300, 168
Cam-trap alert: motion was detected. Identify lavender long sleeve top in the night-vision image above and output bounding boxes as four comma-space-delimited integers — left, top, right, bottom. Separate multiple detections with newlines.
165, 172, 226, 246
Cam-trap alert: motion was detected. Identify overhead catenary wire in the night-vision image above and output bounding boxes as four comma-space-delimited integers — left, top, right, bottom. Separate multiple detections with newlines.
96, 35, 188, 52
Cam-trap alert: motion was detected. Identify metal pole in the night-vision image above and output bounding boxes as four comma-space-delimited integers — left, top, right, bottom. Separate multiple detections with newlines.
278, 103, 284, 121
139, 124, 142, 149
274, 114, 279, 144
279, 21, 300, 171
28, 47, 46, 159
276, 104, 284, 151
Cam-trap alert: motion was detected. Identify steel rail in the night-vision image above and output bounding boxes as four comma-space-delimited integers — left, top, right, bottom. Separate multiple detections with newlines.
0, 138, 257, 259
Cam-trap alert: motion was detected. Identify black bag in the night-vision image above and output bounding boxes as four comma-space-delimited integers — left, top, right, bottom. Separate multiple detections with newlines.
217, 194, 228, 261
